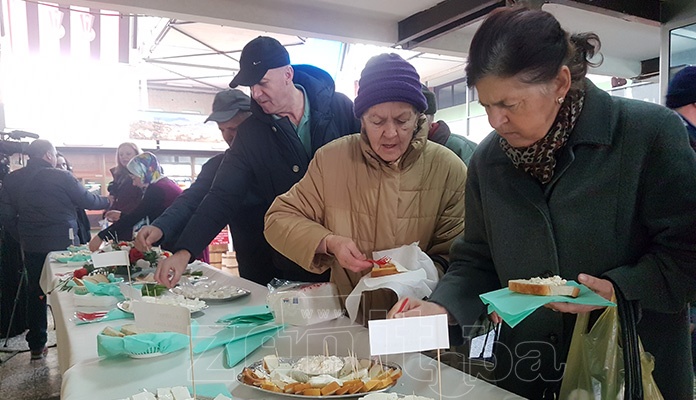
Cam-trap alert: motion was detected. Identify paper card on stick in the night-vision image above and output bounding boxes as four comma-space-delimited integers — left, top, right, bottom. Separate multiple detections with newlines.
119, 283, 142, 301
91, 250, 129, 268
368, 314, 449, 356
132, 301, 191, 335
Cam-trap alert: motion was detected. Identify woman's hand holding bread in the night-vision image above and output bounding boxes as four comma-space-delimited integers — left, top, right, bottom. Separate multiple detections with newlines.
545, 273, 614, 314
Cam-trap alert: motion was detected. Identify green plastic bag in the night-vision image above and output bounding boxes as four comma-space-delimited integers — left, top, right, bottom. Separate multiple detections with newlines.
560, 305, 663, 400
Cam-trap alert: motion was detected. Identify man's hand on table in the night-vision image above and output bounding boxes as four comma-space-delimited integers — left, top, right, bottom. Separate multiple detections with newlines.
155, 250, 190, 288
134, 226, 163, 252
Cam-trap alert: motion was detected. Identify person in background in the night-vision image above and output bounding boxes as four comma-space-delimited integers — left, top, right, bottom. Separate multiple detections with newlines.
421, 84, 478, 165
56, 152, 91, 244
0, 140, 110, 359
104, 142, 143, 240
89, 152, 182, 252
665, 65, 696, 374
666, 65, 696, 151
389, 7, 696, 399
264, 53, 466, 323
135, 89, 252, 267
155, 36, 360, 288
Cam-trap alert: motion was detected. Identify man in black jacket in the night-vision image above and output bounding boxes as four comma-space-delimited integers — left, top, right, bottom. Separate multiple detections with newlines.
135, 89, 261, 278
155, 36, 360, 288
0, 139, 110, 358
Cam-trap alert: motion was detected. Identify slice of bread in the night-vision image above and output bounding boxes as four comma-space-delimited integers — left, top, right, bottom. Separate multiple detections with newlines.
101, 326, 125, 337
508, 277, 580, 298
370, 262, 400, 277
120, 323, 144, 336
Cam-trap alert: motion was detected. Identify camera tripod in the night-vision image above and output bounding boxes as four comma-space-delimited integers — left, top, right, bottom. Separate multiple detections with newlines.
0, 237, 28, 364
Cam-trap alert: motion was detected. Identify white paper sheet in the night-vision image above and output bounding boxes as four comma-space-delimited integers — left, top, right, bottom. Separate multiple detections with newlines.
132, 301, 191, 335
368, 314, 449, 355
91, 250, 129, 268
345, 243, 439, 322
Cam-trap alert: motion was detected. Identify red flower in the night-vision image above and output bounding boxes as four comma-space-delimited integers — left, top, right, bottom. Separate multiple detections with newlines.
73, 267, 88, 279
129, 247, 145, 264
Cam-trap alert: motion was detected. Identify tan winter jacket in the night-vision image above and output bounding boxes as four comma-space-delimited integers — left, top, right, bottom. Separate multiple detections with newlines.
264, 122, 466, 318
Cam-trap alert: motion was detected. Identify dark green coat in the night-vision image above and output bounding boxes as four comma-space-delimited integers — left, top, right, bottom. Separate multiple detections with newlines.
430, 80, 696, 399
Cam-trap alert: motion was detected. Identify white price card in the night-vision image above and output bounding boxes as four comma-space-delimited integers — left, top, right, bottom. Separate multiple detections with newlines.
132, 301, 191, 335
368, 314, 449, 356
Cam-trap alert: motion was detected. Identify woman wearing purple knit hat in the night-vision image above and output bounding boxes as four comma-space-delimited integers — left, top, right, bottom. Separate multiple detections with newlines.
265, 53, 467, 324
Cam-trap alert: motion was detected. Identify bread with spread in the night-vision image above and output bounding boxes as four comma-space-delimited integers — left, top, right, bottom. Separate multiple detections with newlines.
508, 275, 579, 298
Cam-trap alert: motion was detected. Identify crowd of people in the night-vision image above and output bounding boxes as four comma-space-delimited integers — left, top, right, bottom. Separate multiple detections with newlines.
0, 5, 695, 399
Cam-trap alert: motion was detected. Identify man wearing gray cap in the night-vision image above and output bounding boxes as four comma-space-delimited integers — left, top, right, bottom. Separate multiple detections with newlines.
155, 36, 360, 287
135, 89, 258, 276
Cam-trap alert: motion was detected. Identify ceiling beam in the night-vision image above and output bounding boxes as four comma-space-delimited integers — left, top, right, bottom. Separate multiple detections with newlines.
397, 0, 505, 50
549, 0, 661, 26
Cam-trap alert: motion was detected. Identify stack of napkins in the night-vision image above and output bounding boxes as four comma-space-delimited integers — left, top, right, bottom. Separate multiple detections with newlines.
194, 305, 284, 367
479, 281, 615, 328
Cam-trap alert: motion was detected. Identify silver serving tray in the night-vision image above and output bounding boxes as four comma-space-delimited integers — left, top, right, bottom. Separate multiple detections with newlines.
169, 285, 251, 302
237, 358, 401, 398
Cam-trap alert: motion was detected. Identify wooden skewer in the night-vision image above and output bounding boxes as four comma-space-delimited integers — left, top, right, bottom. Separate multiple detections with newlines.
437, 348, 442, 400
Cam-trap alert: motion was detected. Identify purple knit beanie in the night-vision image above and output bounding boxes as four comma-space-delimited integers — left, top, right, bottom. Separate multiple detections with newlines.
353, 53, 427, 118
666, 66, 696, 109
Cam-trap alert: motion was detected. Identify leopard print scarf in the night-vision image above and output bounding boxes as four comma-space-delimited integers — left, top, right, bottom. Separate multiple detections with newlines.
500, 89, 585, 184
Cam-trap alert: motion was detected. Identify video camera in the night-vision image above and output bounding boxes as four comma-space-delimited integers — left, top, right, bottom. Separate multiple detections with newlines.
0, 130, 39, 182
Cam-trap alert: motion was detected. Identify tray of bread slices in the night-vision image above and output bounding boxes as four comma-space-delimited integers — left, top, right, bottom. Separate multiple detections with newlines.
238, 355, 402, 398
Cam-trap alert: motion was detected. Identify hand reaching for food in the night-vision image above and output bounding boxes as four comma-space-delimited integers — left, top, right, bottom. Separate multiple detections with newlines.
134, 225, 163, 252
155, 250, 190, 288
324, 234, 373, 273
387, 297, 450, 320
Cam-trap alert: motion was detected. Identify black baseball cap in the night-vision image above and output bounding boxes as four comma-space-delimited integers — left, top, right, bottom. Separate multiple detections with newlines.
205, 89, 251, 123
229, 36, 291, 88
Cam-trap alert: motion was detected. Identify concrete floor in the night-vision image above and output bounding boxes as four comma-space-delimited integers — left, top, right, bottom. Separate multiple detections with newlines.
0, 345, 61, 400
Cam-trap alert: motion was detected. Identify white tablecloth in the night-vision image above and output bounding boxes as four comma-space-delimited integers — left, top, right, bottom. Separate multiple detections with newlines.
40, 254, 523, 400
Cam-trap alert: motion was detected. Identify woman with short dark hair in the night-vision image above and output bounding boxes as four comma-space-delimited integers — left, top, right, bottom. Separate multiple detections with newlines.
391, 7, 696, 399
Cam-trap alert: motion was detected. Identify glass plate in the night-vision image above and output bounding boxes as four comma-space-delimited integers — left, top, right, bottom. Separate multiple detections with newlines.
117, 299, 208, 314
169, 286, 251, 302
237, 358, 401, 398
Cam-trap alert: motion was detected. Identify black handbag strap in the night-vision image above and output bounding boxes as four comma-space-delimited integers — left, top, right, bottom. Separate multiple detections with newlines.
614, 283, 643, 400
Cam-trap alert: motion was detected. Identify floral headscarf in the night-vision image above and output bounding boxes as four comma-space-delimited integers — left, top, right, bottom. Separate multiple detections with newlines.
126, 152, 164, 185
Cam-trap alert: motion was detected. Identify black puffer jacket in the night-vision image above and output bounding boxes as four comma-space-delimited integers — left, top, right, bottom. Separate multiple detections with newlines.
0, 158, 109, 253
175, 64, 360, 284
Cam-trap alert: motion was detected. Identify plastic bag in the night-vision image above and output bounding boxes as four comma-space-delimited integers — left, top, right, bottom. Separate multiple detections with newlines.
559, 304, 663, 400
266, 278, 343, 326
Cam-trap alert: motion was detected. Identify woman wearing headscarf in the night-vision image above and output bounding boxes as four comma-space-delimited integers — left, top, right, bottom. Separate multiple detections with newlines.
264, 53, 467, 324
104, 142, 143, 240
389, 7, 696, 399
89, 152, 183, 252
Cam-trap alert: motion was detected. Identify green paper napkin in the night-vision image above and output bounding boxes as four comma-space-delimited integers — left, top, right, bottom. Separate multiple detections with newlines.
187, 383, 232, 398
193, 324, 284, 354
55, 253, 91, 263
216, 305, 274, 326
97, 322, 198, 358
76, 308, 133, 325
82, 280, 125, 299
224, 328, 282, 368
479, 281, 615, 328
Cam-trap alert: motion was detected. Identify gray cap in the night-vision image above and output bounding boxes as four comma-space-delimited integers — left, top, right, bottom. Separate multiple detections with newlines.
205, 89, 251, 123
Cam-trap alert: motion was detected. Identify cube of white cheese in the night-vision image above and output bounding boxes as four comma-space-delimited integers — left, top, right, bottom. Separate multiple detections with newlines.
130, 392, 156, 400
156, 388, 174, 400
170, 386, 191, 400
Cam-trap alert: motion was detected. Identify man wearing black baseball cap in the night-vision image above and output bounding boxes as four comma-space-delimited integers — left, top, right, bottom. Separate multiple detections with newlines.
136, 89, 259, 277
156, 36, 360, 287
